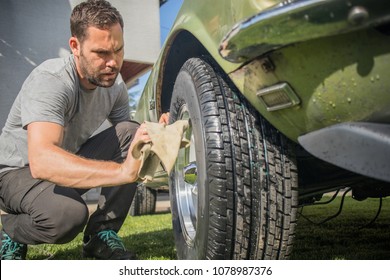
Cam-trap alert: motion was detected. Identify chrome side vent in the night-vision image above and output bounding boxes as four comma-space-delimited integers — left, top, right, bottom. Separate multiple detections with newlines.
256, 82, 300, 111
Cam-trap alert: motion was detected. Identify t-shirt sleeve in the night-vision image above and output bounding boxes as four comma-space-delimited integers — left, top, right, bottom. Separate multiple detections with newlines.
20, 71, 70, 129
108, 81, 130, 124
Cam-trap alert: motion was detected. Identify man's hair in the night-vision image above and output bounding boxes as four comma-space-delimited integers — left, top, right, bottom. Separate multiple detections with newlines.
70, 0, 124, 42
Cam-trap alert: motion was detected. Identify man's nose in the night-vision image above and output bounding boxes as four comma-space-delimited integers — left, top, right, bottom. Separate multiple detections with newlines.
106, 57, 118, 69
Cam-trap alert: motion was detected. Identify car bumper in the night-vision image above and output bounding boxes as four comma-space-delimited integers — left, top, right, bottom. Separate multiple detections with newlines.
298, 122, 390, 182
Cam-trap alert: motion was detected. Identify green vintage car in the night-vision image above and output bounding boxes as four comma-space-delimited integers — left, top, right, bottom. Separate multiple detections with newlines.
134, 0, 390, 259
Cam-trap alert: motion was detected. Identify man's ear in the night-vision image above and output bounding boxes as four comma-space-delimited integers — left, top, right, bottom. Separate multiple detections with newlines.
69, 37, 80, 57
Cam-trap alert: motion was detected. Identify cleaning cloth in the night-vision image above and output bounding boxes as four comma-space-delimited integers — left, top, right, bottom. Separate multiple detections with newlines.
131, 120, 190, 182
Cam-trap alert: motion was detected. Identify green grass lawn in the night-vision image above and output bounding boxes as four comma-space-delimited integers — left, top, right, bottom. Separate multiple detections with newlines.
26, 196, 389, 260
27, 212, 175, 260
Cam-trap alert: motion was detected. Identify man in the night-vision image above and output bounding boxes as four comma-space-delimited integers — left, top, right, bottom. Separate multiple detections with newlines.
0, 0, 167, 260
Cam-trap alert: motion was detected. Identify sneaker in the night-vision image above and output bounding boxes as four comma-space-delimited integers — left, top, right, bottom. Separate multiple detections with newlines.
1, 231, 27, 260
82, 229, 137, 260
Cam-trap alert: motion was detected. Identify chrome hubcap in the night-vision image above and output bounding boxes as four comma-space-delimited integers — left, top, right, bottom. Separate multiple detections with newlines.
174, 108, 198, 244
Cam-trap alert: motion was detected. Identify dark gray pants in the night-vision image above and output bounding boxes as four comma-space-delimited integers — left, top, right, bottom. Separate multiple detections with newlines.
0, 121, 139, 245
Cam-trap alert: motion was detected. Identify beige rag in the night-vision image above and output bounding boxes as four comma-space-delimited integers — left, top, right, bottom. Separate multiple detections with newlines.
131, 120, 190, 182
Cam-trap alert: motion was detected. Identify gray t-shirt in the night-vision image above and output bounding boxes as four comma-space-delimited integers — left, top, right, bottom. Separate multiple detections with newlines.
0, 55, 130, 172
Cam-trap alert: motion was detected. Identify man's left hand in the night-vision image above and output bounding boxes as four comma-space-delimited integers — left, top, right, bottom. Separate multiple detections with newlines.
159, 112, 170, 125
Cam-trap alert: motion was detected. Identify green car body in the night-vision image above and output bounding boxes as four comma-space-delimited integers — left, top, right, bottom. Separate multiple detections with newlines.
134, 0, 390, 259
137, 0, 390, 133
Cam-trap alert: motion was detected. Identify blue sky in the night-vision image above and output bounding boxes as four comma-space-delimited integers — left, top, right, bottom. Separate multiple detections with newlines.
128, 0, 183, 107
160, 0, 183, 44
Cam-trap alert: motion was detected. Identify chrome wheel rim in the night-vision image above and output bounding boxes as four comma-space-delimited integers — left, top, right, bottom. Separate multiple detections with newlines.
174, 106, 198, 244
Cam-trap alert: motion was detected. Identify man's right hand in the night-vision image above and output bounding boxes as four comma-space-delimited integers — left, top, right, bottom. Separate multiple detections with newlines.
121, 122, 151, 182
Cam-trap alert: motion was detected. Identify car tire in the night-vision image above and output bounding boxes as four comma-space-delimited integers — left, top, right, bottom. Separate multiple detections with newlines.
168, 57, 299, 259
129, 185, 157, 216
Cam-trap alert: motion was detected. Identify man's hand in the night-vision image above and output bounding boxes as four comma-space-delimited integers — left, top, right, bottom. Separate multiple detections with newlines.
121, 122, 151, 182
121, 114, 168, 182
159, 112, 170, 125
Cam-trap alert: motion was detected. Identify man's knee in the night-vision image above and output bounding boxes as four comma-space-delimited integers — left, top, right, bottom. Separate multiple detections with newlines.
33, 187, 89, 244
114, 121, 140, 159
43, 201, 89, 244
115, 121, 139, 140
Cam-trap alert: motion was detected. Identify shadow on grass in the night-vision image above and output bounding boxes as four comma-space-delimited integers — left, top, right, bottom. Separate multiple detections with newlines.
291, 197, 390, 260
292, 222, 390, 260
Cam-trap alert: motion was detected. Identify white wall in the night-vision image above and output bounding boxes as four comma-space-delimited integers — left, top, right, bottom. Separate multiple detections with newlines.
114, 0, 161, 64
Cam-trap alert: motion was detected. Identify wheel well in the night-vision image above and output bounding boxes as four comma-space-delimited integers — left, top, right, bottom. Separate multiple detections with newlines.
160, 31, 209, 113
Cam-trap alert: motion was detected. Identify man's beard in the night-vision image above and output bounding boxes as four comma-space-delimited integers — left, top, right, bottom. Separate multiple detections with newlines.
86, 70, 119, 88
79, 53, 120, 88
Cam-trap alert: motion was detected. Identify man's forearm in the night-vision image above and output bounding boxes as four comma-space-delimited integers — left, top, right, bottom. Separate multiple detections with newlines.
29, 144, 139, 188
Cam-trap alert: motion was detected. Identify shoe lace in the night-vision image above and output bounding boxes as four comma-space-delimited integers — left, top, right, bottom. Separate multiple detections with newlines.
97, 230, 126, 251
1, 234, 26, 260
